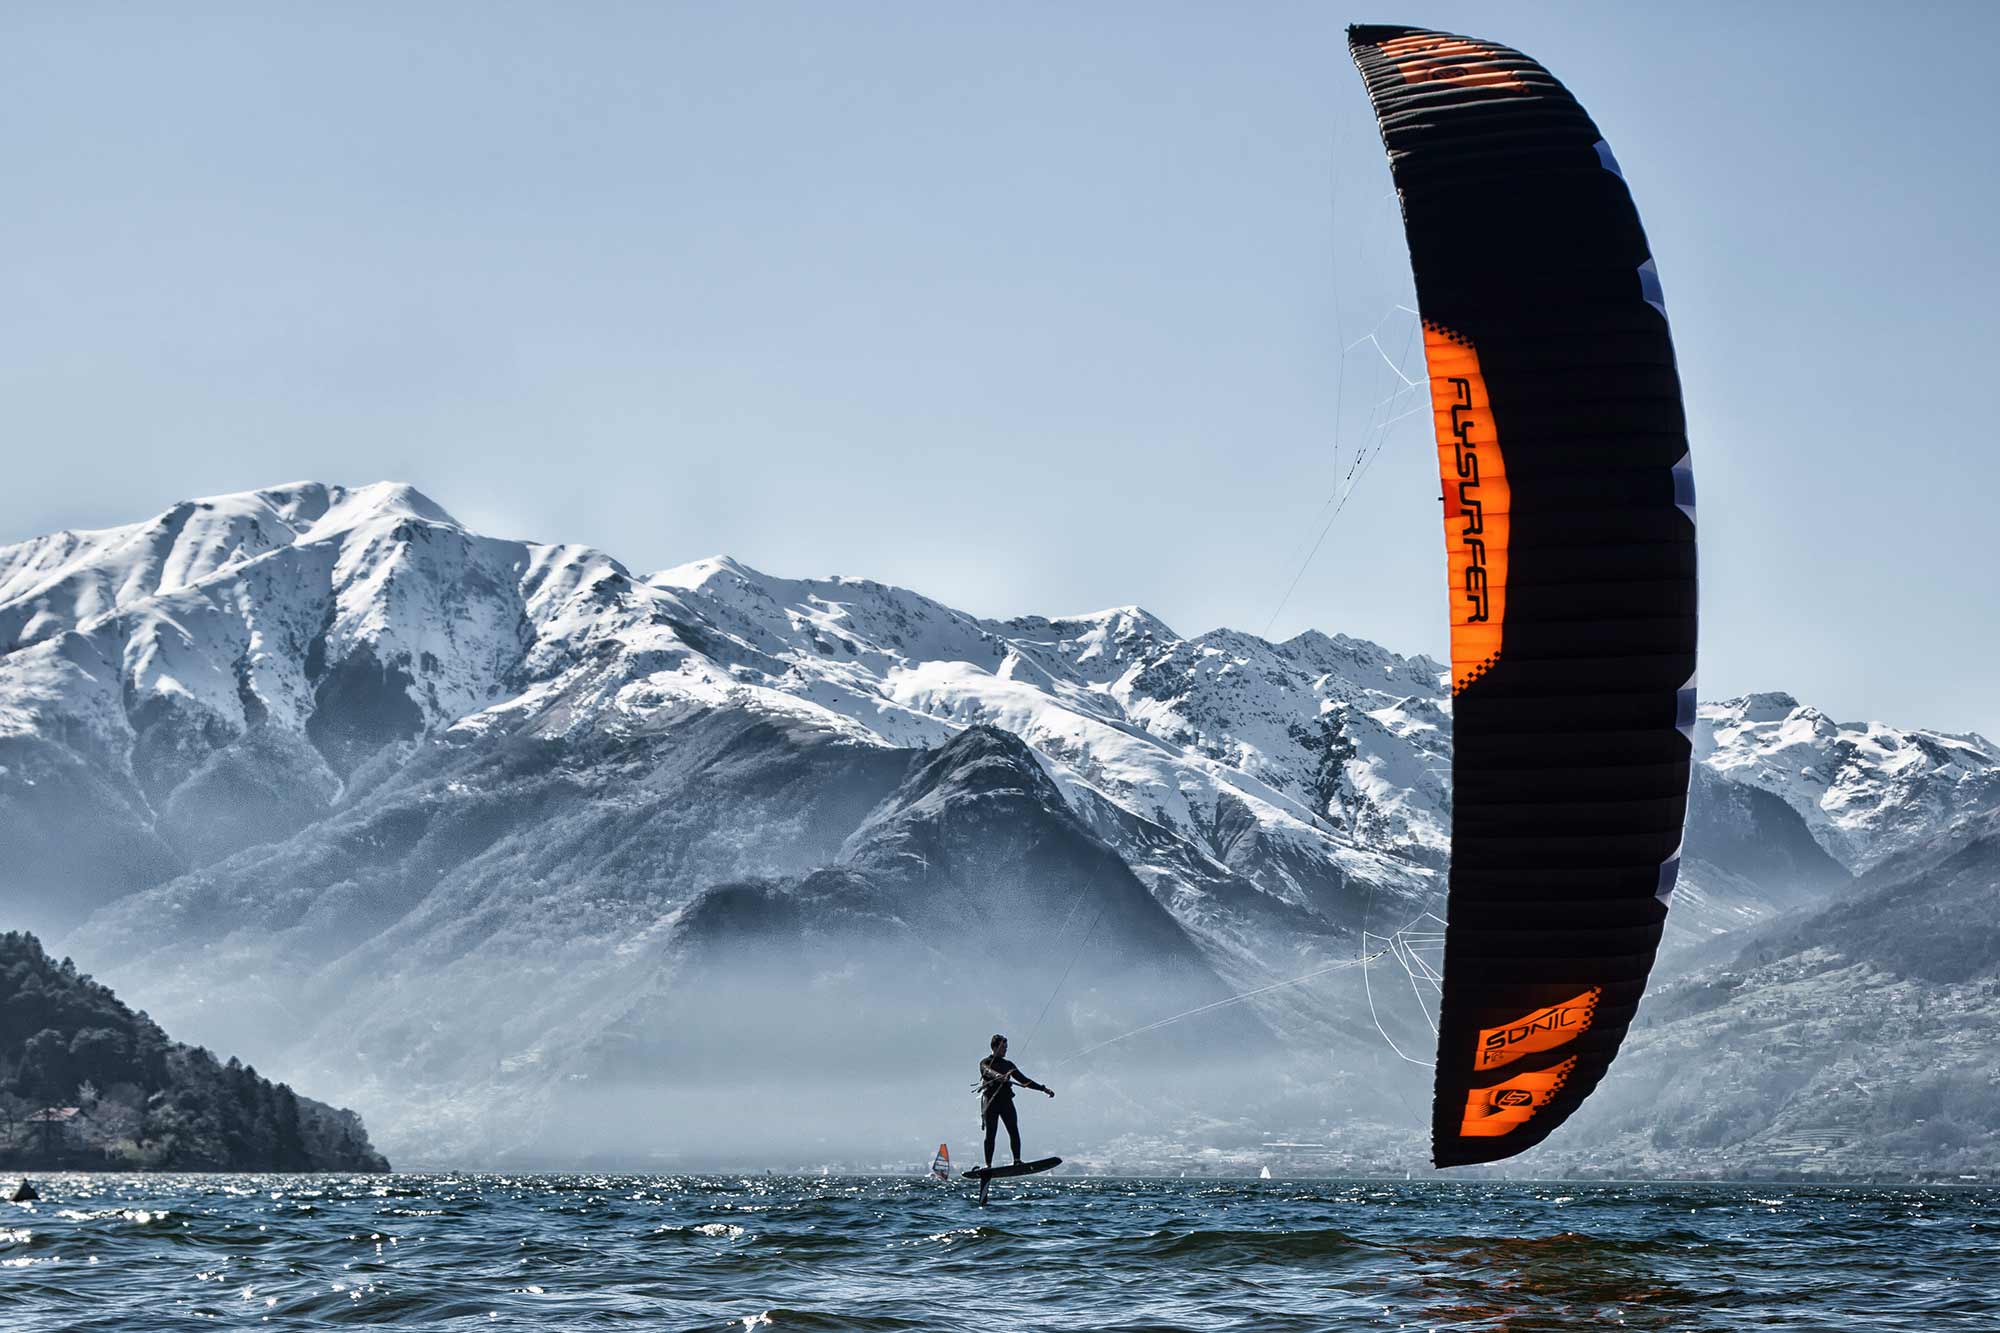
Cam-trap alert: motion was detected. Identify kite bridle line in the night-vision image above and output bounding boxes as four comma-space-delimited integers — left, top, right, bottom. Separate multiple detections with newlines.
1046, 949, 1388, 1073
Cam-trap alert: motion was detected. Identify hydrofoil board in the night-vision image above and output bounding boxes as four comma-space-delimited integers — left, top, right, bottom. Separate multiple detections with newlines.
963, 1156, 1061, 1180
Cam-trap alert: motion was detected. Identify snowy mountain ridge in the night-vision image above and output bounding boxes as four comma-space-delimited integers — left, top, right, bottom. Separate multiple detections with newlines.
1698, 692, 2000, 871
5, 481, 1993, 1165
1, 482, 1441, 938
4, 481, 1979, 911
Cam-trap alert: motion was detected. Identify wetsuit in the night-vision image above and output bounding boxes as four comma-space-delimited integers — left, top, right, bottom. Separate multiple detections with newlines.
980, 1055, 1044, 1164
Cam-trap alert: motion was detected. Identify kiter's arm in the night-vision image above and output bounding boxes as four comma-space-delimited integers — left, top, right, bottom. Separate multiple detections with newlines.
1011, 1069, 1055, 1097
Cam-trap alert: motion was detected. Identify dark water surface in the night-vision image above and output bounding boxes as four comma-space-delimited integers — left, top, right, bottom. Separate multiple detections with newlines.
3, 1173, 1993, 1330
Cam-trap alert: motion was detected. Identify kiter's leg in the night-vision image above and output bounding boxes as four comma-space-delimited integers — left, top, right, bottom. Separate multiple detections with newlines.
1000, 1100, 1022, 1165
982, 1103, 1000, 1167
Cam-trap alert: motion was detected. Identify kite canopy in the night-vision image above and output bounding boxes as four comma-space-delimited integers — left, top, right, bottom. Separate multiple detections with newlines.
1346, 25, 1697, 1167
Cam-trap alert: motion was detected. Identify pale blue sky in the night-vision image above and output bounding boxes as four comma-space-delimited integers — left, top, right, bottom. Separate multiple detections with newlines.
5, 3, 1996, 737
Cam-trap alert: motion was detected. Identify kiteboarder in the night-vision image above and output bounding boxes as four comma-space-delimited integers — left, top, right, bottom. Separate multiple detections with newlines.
979, 1034, 1053, 1167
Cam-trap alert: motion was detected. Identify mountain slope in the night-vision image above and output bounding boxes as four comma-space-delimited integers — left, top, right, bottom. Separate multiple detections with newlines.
4, 481, 1991, 1165
1540, 802, 2000, 1177
529, 728, 1278, 1164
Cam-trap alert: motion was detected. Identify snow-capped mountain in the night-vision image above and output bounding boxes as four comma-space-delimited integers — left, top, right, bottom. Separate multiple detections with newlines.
4, 481, 1991, 1164
1698, 693, 2000, 870
0, 482, 1440, 944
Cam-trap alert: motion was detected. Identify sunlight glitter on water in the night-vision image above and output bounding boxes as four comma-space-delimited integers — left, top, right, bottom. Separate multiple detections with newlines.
2, 1173, 1995, 1331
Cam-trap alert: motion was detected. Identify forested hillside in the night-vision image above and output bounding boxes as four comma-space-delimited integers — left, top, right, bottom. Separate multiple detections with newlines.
0, 932, 387, 1171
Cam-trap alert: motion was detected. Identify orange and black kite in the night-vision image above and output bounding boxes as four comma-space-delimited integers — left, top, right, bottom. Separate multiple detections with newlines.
1348, 25, 1698, 1167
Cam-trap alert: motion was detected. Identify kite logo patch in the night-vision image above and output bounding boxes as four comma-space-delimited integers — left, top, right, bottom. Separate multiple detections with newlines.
1448, 377, 1490, 624
1475, 988, 1601, 1072
1423, 322, 1510, 692
1460, 1058, 1577, 1138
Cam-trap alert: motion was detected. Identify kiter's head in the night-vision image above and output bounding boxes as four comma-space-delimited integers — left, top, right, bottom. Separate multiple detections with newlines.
990, 1034, 1008, 1055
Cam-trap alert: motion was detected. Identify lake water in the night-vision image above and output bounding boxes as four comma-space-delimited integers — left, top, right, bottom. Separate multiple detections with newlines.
3, 1173, 1993, 1330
